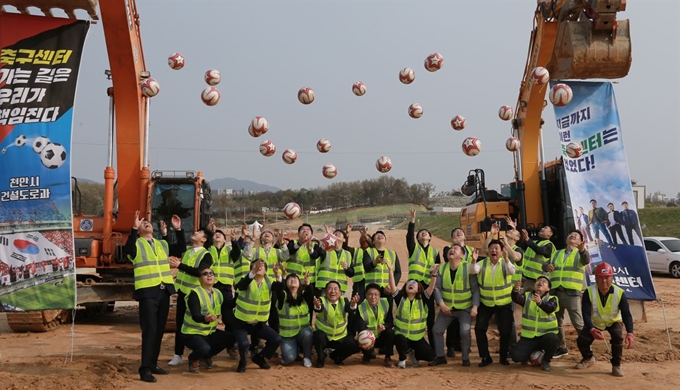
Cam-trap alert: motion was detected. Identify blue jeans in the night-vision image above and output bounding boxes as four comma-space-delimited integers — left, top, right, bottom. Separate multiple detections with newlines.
280, 326, 313, 364
591, 221, 612, 243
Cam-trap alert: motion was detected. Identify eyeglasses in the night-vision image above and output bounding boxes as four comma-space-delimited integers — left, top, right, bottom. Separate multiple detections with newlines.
201, 271, 215, 276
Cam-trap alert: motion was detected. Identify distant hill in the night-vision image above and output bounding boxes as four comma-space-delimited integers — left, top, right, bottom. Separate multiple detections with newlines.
74, 177, 102, 185
209, 177, 280, 193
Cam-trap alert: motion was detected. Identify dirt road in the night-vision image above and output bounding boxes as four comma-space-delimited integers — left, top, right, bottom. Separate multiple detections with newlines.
0, 229, 678, 390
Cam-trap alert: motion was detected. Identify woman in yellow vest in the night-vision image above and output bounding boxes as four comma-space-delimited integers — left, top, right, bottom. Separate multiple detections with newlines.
182, 265, 235, 374
273, 271, 315, 368
364, 230, 402, 297
312, 281, 361, 367
574, 262, 634, 377
510, 275, 560, 372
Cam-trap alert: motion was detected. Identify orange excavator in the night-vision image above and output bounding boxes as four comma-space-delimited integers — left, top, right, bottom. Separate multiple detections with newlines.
459, 0, 631, 251
2, 0, 212, 331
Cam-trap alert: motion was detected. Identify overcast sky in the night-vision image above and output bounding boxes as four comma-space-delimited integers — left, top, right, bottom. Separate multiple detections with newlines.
66, 0, 679, 197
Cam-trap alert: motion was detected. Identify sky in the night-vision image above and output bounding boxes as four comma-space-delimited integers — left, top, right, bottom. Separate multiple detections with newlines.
58, 0, 680, 197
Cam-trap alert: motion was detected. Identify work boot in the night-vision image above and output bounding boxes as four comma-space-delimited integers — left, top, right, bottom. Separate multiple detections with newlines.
575, 357, 595, 369
612, 365, 624, 377
236, 360, 247, 373
188, 360, 199, 374
150, 366, 168, 375
251, 353, 271, 369
553, 348, 568, 358
409, 350, 420, 367
428, 356, 447, 366
384, 357, 395, 368
478, 356, 493, 367
200, 357, 215, 369
446, 349, 456, 358
541, 361, 551, 372
139, 370, 156, 383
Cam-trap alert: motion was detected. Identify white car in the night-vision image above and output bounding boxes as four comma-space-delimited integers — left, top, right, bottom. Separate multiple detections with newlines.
644, 237, 680, 278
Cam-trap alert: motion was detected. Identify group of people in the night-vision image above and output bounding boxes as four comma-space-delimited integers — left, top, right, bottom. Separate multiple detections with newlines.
576, 199, 643, 246
125, 207, 635, 383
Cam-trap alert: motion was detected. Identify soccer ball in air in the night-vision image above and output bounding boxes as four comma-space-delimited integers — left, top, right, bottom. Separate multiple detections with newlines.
529, 350, 544, 366
14, 135, 27, 147
167, 52, 185, 70
408, 103, 423, 119
451, 115, 466, 131
376, 156, 392, 173
40, 142, 67, 169
204, 69, 221, 86
320, 233, 338, 251
298, 87, 315, 104
282, 149, 297, 164
549, 83, 573, 107
282, 202, 301, 219
498, 105, 513, 121
322, 164, 337, 179
399, 67, 415, 84
249, 116, 269, 138
357, 330, 376, 349
565, 142, 583, 158
201, 87, 220, 106
530, 67, 550, 85
352, 81, 367, 96
259, 140, 276, 157
424, 52, 444, 72
462, 137, 482, 157
505, 137, 521, 152
317, 138, 331, 153
140, 78, 160, 98
32, 136, 50, 153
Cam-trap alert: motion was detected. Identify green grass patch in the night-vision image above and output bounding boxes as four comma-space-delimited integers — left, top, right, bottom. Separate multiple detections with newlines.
639, 208, 680, 238
396, 214, 461, 241
0, 273, 76, 311
299, 204, 428, 227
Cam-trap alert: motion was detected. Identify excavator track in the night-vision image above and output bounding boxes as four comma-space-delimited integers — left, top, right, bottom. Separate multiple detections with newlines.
6, 309, 71, 332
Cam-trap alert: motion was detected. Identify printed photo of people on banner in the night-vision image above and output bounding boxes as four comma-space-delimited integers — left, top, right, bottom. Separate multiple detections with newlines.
552, 81, 656, 301
0, 14, 90, 311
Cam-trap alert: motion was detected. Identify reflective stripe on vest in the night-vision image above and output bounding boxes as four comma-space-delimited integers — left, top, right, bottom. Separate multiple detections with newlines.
439, 261, 472, 310
394, 297, 427, 341
181, 287, 224, 336
588, 285, 623, 330
511, 245, 523, 282
287, 242, 317, 284
234, 256, 251, 284
351, 248, 365, 282
176, 247, 209, 294
522, 240, 554, 280
210, 246, 234, 286
478, 259, 512, 307
129, 238, 173, 290
364, 248, 396, 287
315, 297, 347, 341
316, 249, 351, 291
276, 291, 310, 338
408, 245, 437, 282
358, 298, 389, 335
253, 246, 282, 279
521, 292, 559, 338
234, 276, 272, 323
550, 249, 586, 290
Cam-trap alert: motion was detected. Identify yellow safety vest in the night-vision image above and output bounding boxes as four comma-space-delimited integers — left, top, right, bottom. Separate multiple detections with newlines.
520, 292, 559, 338
522, 240, 554, 280
394, 297, 427, 341
176, 247, 209, 294
364, 248, 396, 287
462, 244, 475, 262
588, 285, 624, 330
128, 238, 174, 290
550, 249, 586, 291
210, 245, 234, 286
234, 255, 251, 285
316, 249, 351, 292
181, 286, 223, 336
234, 276, 272, 323
287, 241, 317, 284
277, 291, 310, 338
351, 248, 365, 282
408, 245, 438, 282
358, 298, 389, 336
511, 244, 523, 283
439, 261, 473, 310
477, 258, 513, 307
252, 246, 283, 279
315, 297, 348, 341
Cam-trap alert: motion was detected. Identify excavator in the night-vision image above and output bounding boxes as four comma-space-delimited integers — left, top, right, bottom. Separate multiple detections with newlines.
459, 0, 631, 251
2, 0, 212, 331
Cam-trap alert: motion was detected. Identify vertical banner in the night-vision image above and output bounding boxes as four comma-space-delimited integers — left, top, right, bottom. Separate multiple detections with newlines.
0, 14, 89, 311
552, 81, 656, 301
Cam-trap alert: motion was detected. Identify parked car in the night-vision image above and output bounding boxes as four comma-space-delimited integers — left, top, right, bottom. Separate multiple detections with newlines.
644, 237, 680, 278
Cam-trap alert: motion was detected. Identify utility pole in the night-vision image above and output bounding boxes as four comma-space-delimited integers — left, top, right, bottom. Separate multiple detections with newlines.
243, 207, 246, 224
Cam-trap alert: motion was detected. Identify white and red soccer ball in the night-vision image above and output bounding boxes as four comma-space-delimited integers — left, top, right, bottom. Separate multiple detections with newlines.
167, 52, 185, 70
249, 116, 269, 138
201, 87, 220, 106
322, 164, 338, 179
283, 202, 302, 220
451, 115, 466, 131
424, 52, 444, 72
357, 330, 376, 349
317, 138, 331, 153
498, 105, 513, 121
565, 142, 583, 158
530, 66, 550, 85
505, 137, 521, 152
549, 83, 573, 107
140, 78, 160, 98
399, 67, 415, 84
320, 233, 338, 251
529, 350, 544, 366
375, 156, 392, 173
282, 149, 298, 164
259, 140, 276, 157
352, 81, 367, 96
462, 137, 482, 157
204, 69, 221, 86
298, 87, 315, 104
408, 103, 423, 119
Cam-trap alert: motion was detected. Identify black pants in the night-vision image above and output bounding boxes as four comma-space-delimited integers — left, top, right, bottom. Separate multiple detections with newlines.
511, 333, 559, 364
394, 334, 435, 362
215, 284, 233, 302
313, 330, 360, 364
625, 224, 643, 245
421, 283, 436, 345
232, 320, 282, 365
138, 290, 170, 374
475, 303, 513, 360
174, 290, 187, 356
351, 279, 365, 303
577, 322, 624, 366
184, 330, 235, 362
362, 328, 395, 359
608, 224, 627, 245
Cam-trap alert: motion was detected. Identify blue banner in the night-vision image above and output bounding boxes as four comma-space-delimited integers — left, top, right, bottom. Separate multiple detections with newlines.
552, 81, 656, 301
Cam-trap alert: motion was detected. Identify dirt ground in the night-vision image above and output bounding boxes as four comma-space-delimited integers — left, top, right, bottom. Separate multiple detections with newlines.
0, 228, 678, 390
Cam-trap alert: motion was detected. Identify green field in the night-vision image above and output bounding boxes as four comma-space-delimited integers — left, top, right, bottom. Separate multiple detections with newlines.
296, 204, 429, 227
639, 208, 680, 238
395, 214, 461, 241
0, 273, 76, 311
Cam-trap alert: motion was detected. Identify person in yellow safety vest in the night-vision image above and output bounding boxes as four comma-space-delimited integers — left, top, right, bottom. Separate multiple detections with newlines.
543, 230, 591, 358
168, 225, 214, 367
575, 262, 634, 377
364, 230, 402, 297
124, 211, 185, 383
312, 281, 361, 367
233, 231, 253, 287
207, 219, 242, 301
405, 207, 441, 347
429, 245, 480, 367
472, 239, 516, 367
243, 228, 290, 279
510, 276, 560, 372
315, 226, 355, 295
349, 224, 372, 302
182, 265, 236, 374
391, 265, 438, 369
273, 270, 315, 367
519, 225, 556, 292
286, 223, 325, 288
231, 259, 283, 373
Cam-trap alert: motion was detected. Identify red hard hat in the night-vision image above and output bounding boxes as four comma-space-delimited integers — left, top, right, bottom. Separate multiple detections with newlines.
594, 262, 613, 277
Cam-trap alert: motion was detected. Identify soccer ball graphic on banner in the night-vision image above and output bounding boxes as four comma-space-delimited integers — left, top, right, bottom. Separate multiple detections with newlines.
14, 135, 27, 147
357, 330, 376, 349
40, 142, 67, 169
283, 202, 301, 219
462, 137, 482, 157
32, 136, 50, 153
259, 140, 276, 157
565, 142, 583, 158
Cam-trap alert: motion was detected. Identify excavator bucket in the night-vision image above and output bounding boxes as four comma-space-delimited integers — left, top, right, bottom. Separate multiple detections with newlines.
548, 18, 631, 80
0, 0, 99, 20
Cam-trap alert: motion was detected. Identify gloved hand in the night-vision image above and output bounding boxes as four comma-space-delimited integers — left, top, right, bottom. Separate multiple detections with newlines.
625, 333, 635, 349
590, 328, 604, 340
